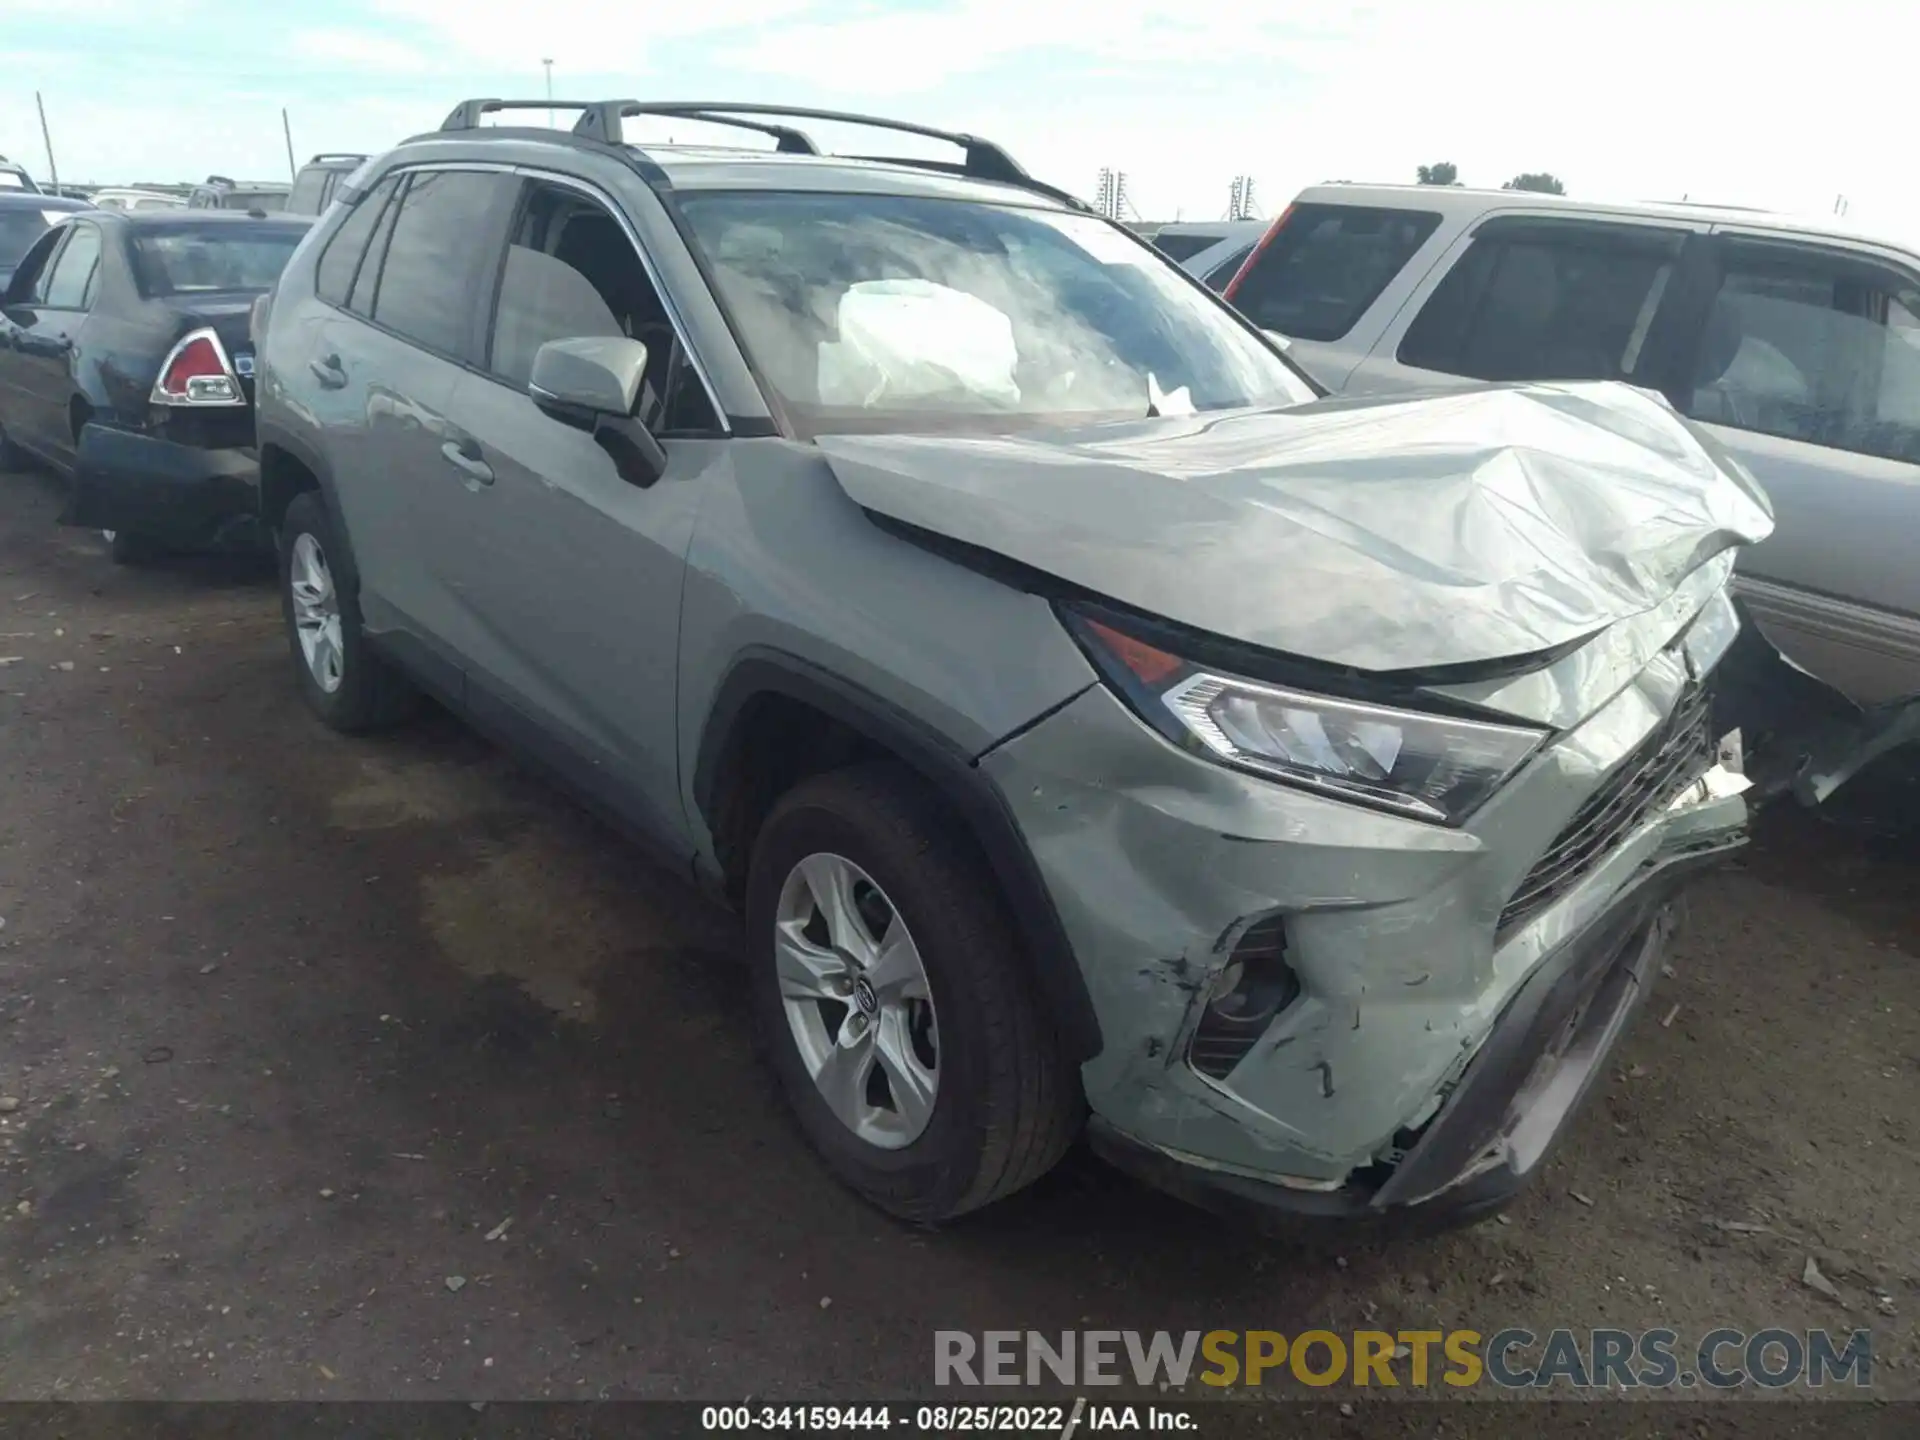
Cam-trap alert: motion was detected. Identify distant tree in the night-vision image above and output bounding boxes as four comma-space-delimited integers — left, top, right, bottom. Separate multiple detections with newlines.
1504, 172, 1566, 195
1416, 162, 1459, 186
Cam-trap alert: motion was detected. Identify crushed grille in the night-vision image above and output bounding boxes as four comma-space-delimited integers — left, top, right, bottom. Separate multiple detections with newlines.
1497, 684, 1714, 938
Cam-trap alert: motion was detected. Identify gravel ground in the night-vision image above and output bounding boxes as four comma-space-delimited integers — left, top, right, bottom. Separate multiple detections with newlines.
0, 462, 1915, 1426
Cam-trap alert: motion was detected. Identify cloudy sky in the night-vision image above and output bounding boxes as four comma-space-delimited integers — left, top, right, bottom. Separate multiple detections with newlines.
5, 0, 1916, 240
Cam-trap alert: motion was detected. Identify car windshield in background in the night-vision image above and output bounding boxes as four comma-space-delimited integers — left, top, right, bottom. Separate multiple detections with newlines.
0, 211, 60, 266
676, 192, 1314, 432
131, 227, 306, 296
0, 172, 28, 192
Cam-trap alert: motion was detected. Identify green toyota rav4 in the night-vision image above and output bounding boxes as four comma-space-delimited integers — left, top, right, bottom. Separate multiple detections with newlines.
253, 99, 1778, 1227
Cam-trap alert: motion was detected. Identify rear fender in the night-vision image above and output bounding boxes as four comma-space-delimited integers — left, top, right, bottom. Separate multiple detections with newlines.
65, 422, 260, 548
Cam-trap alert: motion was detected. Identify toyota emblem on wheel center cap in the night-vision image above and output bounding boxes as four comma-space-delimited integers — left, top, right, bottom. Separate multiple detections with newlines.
853, 976, 879, 1015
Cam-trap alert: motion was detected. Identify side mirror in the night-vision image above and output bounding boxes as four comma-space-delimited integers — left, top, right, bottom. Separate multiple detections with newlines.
528, 336, 667, 488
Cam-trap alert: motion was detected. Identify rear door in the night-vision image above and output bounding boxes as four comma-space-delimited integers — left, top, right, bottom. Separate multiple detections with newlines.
1665, 230, 1920, 704
424, 172, 728, 851
1222, 201, 1445, 388
306, 165, 520, 675
0, 225, 69, 450
1341, 212, 1703, 399
6, 220, 103, 465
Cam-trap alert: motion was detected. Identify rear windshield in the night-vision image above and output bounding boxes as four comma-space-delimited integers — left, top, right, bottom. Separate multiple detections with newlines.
677, 191, 1313, 434
1229, 203, 1441, 341
131, 226, 305, 296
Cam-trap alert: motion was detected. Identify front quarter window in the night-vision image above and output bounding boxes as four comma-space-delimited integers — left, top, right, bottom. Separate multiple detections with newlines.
676, 191, 1313, 432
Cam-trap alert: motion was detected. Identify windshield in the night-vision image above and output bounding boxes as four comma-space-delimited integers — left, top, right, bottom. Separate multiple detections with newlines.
676, 192, 1314, 432
131, 227, 305, 296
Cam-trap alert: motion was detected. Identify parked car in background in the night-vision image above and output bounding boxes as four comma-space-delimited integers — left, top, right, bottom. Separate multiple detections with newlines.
91, 187, 188, 212
1221, 184, 1920, 709
1168, 219, 1267, 292
1147, 220, 1247, 263
256, 98, 1772, 1230
0, 193, 91, 291
284, 154, 369, 216
187, 176, 291, 213
0, 209, 310, 562
0, 156, 42, 194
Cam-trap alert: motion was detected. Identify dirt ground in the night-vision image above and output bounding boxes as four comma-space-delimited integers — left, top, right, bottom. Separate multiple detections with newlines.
0, 461, 1915, 1424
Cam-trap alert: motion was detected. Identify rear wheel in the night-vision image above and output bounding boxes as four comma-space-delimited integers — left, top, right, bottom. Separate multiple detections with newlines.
745, 763, 1081, 1222
278, 491, 417, 733
102, 529, 162, 566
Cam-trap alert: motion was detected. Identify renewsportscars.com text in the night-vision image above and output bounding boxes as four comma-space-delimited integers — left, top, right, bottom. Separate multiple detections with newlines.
934, 1328, 1873, 1391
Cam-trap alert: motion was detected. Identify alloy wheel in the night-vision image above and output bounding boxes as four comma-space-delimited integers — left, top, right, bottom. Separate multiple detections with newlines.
288, 531, 345, 694
774, 852, 940, 1149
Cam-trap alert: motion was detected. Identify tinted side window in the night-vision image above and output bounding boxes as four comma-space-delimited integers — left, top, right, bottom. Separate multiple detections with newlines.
7, 228, 65, 301
1685, 241, 1920, 465
484, 182, 718, 432
42, 224, 102, 308
1230, 204, 1440, 341
371, 170, 513, 360
286, 166, 329, 216
1398, 219, 1681, 383
314, 174, 399, 306
349, 178, 405, 316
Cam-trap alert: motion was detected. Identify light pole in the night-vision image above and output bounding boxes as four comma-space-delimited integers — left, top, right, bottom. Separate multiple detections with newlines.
543, 59, 554, 127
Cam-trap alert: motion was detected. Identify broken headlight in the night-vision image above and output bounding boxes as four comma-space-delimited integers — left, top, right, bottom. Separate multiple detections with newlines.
1067, 607, 1546, 825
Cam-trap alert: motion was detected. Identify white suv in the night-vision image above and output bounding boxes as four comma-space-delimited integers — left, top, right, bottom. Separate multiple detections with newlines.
1221, 185, 1920, 708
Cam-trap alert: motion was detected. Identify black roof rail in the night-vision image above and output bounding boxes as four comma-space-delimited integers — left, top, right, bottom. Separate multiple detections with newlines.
440, 98, 612, 132
574, 101, 1047, 189
433, 97, 1087, 211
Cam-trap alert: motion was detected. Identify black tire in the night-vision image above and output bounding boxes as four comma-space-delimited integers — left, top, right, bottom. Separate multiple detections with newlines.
745, 762, 1081, 1222
104, 529, 162, 566
278, 490, 417, 733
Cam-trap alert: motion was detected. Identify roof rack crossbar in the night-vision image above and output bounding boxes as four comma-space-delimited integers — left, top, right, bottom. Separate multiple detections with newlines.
573, 101, 1055, 195
440, 99, 611, 132
573, 102, 819, 154
434, 97, 1084, 210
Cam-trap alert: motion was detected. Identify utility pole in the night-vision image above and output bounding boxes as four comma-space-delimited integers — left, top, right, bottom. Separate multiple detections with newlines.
1226, 176, 1259, 220
1834, 194, 1849, 217
543, 59, 555, 127
282, 109, 297, 180
1095, 167, 1133, 222
35, 92, 59, 194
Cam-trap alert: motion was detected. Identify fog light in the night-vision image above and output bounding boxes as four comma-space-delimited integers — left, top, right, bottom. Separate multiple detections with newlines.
1188, 915, 1301, 1080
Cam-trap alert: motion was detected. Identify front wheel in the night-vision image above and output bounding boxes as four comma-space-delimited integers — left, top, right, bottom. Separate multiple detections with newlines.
745, 763, 1081, 1222
278, 491, 417, 733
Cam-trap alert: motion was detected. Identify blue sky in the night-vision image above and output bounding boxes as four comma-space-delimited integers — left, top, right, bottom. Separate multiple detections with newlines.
5, 0, 1918, 240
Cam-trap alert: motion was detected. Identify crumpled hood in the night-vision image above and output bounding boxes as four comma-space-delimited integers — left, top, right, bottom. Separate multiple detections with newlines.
820, 381, 1775, 673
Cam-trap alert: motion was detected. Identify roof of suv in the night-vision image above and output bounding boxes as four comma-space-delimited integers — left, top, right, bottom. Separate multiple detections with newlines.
1298, 181, 1913, 254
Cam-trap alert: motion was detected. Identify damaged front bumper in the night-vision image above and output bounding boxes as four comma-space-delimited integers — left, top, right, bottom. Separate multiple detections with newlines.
982, 613, 1754, 1228
62, 422, 265, 552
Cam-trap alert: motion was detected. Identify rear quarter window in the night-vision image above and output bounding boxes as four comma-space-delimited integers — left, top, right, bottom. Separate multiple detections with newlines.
1228, 203, 1440, 341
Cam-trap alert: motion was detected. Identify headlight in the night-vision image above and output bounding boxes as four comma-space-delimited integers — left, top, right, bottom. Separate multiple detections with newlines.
1066, 607, 1546, 825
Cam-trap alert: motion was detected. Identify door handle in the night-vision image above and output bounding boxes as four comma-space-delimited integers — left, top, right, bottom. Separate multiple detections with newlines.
309, 353, 347, 389
440, 438, 494, 487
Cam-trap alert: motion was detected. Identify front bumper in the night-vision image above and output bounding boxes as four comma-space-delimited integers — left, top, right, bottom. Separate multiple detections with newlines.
1087, 848, 1712, 1228
63, 422, 264, 552
982, 633, 1747, 1225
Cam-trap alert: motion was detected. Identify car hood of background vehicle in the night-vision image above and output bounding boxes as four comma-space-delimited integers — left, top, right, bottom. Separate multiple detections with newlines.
820, 381, 1776, 673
